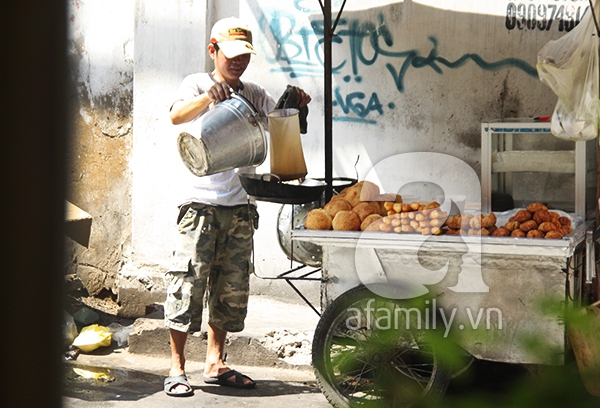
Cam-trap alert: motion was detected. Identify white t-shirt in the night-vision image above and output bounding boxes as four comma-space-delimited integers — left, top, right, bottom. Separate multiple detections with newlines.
172, 73, 276, 207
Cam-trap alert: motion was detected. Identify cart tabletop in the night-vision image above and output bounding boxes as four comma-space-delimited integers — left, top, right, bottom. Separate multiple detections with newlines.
292, 219, 591, 258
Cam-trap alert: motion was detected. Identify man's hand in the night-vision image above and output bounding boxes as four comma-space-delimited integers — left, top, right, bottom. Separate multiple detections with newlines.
295, 87, 311, 108
207, 81, 233, 103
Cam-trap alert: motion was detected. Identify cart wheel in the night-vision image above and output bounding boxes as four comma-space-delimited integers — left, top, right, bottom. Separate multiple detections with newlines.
313, 285, 452, 408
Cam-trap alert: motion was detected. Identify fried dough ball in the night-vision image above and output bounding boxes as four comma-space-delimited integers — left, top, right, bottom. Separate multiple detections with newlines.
362, 214, 383, 231
527, 230, 545, 239
533, 210, 552, 225
445, 228, 461, 235
461, 214, 474, 229
332, 210, 361, 231
492, 227, 510, 237
545, 230, 564, 239
487, 225, 498, 235
550, 212, 560, 221
469, 214, 482, 230
353, 202, 380, 222
511, 229, 526, 237
306, 209, 332, 230
558, 216, 572, 227
424, 202, 441, 210
410, 202, 421, 211
481, 212, 497, 228
527, 202, 548, 213
538, 221, 558, 232
504, 221, 520, 232
560, 225, 573, 236
519, 220, 539, 232
324, 198, 352, 219
513, 210, 533, 222
401, 203, 414, 213
340, 181, 379, 207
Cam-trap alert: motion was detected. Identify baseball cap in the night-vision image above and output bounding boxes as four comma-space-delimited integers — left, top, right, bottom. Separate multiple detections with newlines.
210, 17, 256, 59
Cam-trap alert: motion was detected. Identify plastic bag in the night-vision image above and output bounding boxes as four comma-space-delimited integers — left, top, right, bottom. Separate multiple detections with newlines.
537, 2, 600, 141
107, 322, 133, 348
72, 324, 112, 353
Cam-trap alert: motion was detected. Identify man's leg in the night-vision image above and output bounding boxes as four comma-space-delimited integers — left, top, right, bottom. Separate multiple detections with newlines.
203, 322, 253, 385
167, 329, 192, 393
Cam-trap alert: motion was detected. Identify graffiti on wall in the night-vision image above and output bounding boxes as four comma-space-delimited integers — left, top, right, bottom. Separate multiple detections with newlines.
260, 2, 580, 124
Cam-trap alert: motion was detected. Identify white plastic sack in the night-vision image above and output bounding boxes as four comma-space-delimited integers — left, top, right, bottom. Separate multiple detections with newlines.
537, 1, 600, 141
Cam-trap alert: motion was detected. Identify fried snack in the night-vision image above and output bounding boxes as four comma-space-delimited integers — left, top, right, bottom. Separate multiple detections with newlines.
430, 209, 448, 219
550, 211, 560, 221
401, 224, 415, 233
410, 202, 421, 211
379, 222, 393, 233
324, 198, 352, 219
332, 210, 361, 231
424, 202, 441, 210
445, 215, 462, 230
526, 202, 548, 213
560, 225, 573, 236
421, 227, 431, 235
504, 220, 520, 232
415, 212, 427, 222
359, 181, 381, 201
468, 228, 482, 236
511, 229, 526, 237
519, 220, 539, 232
545, 230, 564, 239
527, 230, 544, 239
558, 216, 572, 226
492, 227, 510, 237
392, 202, 404, 213
533, 210, 552, 224
306, 209, 332, 230
481, 212, 497, 228
401, 203, 414, 213
361, 214, 383, 231
513, 210, 533, 222
445, 228, 460, 235
429, 218, 444, 228
383, 201, 395, 212
461, 214, 474, 229
353, 202, 380, 222
538, 221, 558, 232
469, 214, 482, 230
487, 225, 497, 235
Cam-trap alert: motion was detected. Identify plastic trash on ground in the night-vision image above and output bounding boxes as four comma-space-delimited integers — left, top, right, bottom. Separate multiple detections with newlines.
107, 322, 133, 348
63, 311, 78, 346
72, 324, 112, 353
72, 366, 114, 382
537, 2, 600, 141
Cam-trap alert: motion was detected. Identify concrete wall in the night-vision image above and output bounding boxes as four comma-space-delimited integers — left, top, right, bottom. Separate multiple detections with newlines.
66, 0, 588, 316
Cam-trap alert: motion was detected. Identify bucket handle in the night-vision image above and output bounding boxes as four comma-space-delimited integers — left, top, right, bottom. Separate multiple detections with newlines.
261, 173, 282, 183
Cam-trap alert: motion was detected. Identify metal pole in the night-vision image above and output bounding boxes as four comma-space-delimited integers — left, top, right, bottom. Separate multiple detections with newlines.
324, 0, 333, 202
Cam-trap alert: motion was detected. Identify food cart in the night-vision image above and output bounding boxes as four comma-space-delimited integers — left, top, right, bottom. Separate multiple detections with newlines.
241, 121, 599, 407
244, 2, 600, 406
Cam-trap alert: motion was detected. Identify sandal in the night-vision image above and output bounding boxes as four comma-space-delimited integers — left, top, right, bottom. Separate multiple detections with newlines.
164, 374, 194, 397
203, 369, 256, 389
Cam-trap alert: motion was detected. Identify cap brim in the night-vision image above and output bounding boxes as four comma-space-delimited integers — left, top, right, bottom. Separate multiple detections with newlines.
218, 41, 255, 59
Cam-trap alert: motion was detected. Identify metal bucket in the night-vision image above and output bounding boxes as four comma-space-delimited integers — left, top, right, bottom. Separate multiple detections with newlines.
177, 93, 267, 177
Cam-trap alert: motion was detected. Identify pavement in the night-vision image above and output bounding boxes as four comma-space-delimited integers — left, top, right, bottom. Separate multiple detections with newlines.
62, 293, 600, 407
62, 295, 331, 407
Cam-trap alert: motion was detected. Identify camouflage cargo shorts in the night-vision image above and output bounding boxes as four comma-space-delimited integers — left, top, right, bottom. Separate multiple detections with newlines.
164, 203, 258, 334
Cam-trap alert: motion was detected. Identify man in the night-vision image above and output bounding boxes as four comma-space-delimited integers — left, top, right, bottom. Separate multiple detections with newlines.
164, 17, 311, 397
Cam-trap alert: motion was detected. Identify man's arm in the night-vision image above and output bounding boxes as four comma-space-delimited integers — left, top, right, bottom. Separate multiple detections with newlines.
169, 81, 235, 125
169, 94, 212, 125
